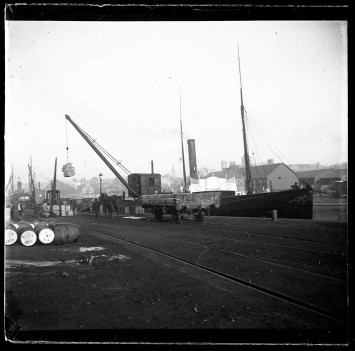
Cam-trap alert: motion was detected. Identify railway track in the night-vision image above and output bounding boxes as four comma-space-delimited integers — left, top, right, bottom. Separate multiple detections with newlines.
78, 220, 348, 326
83, 215, 347, 271
97, 213, 347, 250
198, 219, 347, 246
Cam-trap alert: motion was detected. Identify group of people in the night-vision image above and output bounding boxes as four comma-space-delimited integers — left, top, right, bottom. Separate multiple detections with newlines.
291, 182, 312, 190
6, 200, 25, 222
7, 198, 78, 222
90, 194, 118, 219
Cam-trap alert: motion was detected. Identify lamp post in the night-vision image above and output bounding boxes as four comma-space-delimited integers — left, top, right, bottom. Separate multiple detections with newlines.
99, 173, 103, 200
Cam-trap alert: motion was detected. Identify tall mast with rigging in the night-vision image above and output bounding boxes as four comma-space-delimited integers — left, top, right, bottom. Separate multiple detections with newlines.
237, 45, 252, 195
11, 165, 15, 195
180, 88, 187, 192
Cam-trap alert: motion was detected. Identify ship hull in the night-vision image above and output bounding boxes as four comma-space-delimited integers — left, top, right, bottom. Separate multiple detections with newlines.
209, 188, 313, 220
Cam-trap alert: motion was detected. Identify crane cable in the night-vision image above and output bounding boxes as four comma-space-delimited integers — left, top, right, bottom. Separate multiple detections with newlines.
83, 128, 131, 175
74, 120, 131, 175
65, 118, 70, 162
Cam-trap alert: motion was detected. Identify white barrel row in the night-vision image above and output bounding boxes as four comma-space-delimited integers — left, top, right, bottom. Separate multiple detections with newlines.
5, 221, 55, 246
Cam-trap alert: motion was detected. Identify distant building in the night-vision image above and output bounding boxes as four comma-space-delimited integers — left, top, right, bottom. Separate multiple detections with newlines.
82, 185, 95, 197
241, 156, 254, 168
190, 176, 240, 194
240, 163, 299, 192
288, 163, 324, 172
332, 162, 348, 169
171, 166, 176, 178
161, 174, 174, 192
199, 167, 245, 194
205, 162, 300, 193
44, 180, 79, 199
297, 168, 347, 187
221, 160, 228, 170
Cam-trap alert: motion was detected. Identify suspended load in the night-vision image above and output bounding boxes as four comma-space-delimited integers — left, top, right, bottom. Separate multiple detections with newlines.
62, 162, 75, 177
62, 118, 75, 177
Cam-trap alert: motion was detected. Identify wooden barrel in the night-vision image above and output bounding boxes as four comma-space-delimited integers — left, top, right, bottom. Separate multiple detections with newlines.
5, 223, 18, 246
35, 223, 55, 244
52, 223, 80, 244
6, 223, 17, 230
34, 221, 49, 229
17, 221, 35, 229
17, 224, 37, 246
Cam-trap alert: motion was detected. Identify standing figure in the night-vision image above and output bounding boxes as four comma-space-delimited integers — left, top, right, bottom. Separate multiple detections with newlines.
41, 201, 49, 218
111, 196, 119, 218
10, 201, 15, 221
291, 182, 299, 190
106, 197, 113, 219
33, 202, 39, 218
18, 201, 24, 220
92, 198, 100, 219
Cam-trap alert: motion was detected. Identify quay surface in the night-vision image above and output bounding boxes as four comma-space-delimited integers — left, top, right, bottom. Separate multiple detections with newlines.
5, 208, 348, 344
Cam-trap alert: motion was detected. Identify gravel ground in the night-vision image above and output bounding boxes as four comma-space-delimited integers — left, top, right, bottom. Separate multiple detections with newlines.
4, 210, 349, 345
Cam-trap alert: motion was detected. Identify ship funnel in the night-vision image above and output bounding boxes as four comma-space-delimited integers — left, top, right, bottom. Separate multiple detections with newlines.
187, 139, 198, 180
151, 160, 154, 174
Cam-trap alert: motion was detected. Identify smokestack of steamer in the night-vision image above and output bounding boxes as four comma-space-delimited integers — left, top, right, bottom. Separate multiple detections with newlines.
187, 139, 198, 180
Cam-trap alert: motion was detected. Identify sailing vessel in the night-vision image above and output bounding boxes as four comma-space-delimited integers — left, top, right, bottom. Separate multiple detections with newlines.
192, 47, 313, 219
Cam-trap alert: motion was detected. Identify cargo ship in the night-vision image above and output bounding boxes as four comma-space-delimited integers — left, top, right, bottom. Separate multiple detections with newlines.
187, 46, 313, 219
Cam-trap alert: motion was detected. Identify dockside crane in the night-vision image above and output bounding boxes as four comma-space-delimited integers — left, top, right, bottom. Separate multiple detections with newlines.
65, 114, 139, 198
64, 114, 222, 223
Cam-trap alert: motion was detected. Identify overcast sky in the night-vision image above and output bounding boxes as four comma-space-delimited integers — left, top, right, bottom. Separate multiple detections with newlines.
5, 20, 347, 187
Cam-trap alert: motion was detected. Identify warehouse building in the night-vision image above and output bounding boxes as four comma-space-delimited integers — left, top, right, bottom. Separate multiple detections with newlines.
202, 163, 300, 194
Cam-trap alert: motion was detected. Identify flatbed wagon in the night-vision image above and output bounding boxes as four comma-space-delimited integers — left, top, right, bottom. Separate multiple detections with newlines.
141, 191, 226, 222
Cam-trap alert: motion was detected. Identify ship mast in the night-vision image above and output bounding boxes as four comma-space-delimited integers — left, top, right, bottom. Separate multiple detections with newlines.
50, 157, 58, 213
11, 165, 15, 195
180, 88, 187, 192
237, 45, 252, 195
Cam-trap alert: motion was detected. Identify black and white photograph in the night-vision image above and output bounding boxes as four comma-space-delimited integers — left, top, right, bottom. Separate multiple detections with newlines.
4, 3, 349, 345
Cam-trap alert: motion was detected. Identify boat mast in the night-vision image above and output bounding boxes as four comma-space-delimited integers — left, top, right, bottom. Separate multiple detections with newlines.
50, 157, 57, 213
237, 45, 252, 195
11, 165, 15, 195
180, 88, 187, 192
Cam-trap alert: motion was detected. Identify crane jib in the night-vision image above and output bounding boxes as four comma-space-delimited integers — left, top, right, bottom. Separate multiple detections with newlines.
64, 115, 139, 198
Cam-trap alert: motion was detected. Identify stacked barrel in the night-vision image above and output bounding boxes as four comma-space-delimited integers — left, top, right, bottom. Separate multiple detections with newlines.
5, 221, 55, 246
35, 222, 56, 244
5, 223, 18, 246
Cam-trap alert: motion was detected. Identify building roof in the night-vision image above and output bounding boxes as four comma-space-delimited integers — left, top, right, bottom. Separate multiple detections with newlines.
245, 163, 285, 178
205, 163, 296, 179
297, 168, 348, 179
204, 169, 242, 179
